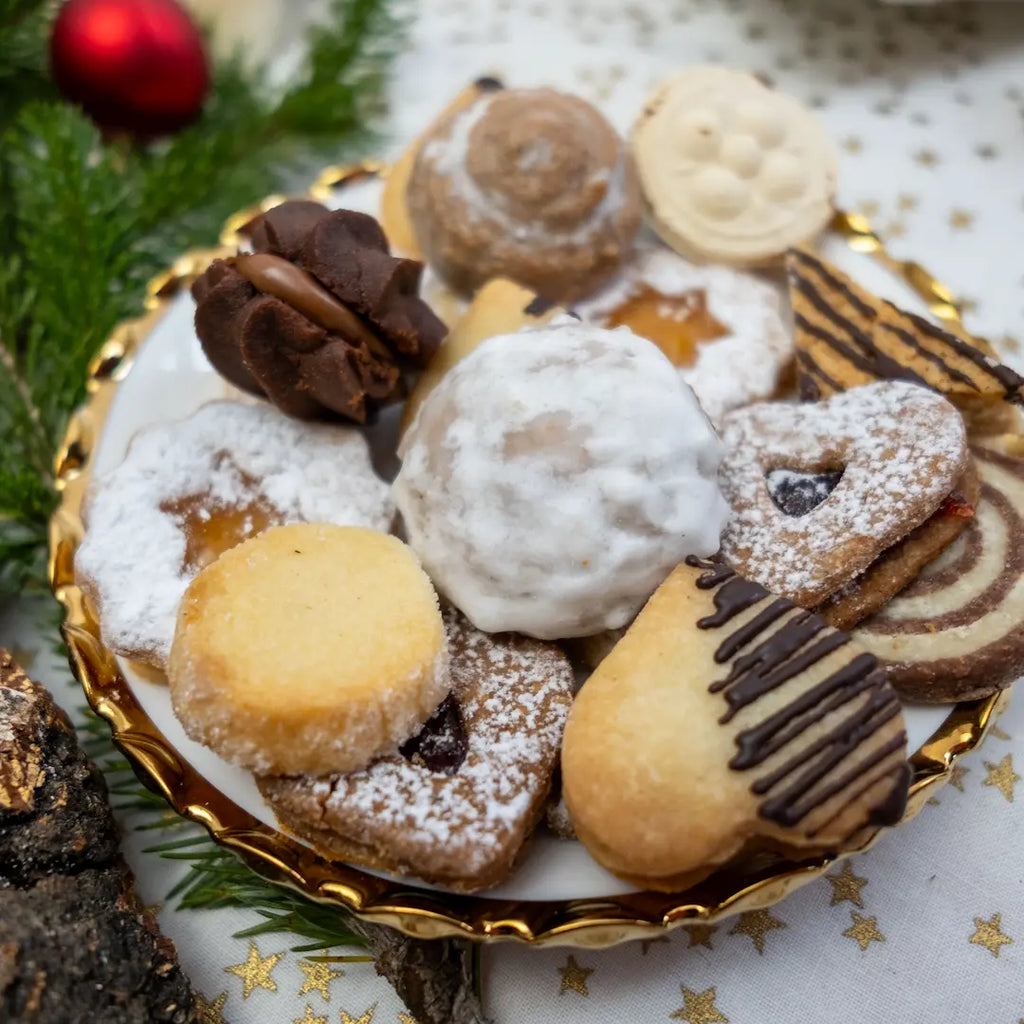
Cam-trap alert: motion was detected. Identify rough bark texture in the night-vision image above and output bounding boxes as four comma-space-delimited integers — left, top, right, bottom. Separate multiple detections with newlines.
0, 650, 198, 1024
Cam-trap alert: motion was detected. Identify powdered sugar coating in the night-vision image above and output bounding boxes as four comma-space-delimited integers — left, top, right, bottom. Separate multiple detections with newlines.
576, 246, 792, 425
394, 320, 729, 639
75, 401, 393, 666
259, 605, 575, 889
718, 381, 968, 606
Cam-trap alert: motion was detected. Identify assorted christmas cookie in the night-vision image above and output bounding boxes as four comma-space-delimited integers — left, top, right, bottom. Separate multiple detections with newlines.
394, 320, 729, 639
193, 200, 446, 423
169, 524, 449, 775
576, 246, 791, 423
258, 604, 574, 891
788, 247, 1024, 434
400, 277, 569, 438
562, 558, 910, 891
718, 381, 969, 607
406, 85, 642, 301
854, 441, 1024, 702
632, 67, 837, 266
75, 401, 392, 670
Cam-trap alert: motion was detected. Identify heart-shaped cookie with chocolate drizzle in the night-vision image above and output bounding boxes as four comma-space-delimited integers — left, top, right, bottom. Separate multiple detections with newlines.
718, 380, 968, 608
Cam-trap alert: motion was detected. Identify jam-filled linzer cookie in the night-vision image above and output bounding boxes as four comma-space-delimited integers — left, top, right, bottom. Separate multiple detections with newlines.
788, 248, 1024, 435
394, 320, 729, 639
632, 67, 837, 267
719, 381, 969, 608
405, 85, 642, 302
258, 604, 574, 891
74, 402, 392, 672
169, 524, 449, 776
191, 200, 446, 423
576, 246, 791, 424
854, 439, 1024, 702
562, 558, 910, 891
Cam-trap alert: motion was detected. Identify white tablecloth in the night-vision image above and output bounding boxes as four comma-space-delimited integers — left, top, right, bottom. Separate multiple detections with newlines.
7, 0, 1024, 1020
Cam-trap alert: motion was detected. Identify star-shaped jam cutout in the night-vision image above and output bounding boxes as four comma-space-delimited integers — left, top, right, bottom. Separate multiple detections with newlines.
670, 986, 729, 1024
728, 910, 787, 954
970, 914, 1013, 957
843, 912, 885, 950
983, 754, 1020, 802
826, 861, 868, 908
557, 954, 594, 996
224, 941, 285, 998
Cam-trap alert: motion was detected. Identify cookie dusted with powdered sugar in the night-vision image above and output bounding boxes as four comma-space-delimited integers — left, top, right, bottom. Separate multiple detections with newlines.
258, 604, 574, 892
718, 381, 968, 608
394, 320, 729, 639
75, 402, 393, 670
576, 246, 791, 425
562, 558, 910, 891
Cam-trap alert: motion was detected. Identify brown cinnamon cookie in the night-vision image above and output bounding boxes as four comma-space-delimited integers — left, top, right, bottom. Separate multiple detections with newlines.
854, 442, 1024, 702
719, 381, 968, 607
816, 461, 980, 631
258, 605, 574, 892
561, 558, 910, 892
788, 247, 1024, 435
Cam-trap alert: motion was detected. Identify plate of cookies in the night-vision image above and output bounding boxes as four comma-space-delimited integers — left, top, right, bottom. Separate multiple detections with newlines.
52, 69, 1017, 947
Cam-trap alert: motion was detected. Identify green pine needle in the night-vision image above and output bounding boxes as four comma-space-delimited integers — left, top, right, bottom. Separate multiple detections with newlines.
0, 0, 404, 600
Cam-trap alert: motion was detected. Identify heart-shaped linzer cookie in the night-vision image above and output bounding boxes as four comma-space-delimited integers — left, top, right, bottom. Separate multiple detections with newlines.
561, 558, 910, 891
719, 380, 968, 607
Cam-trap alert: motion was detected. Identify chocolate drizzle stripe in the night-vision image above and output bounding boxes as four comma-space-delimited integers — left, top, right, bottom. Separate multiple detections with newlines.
790, 249, 876, 320
811, 752, 911, 840
875, 320, 980, 390
686, 556, 906, 830
795, 350, 843, 397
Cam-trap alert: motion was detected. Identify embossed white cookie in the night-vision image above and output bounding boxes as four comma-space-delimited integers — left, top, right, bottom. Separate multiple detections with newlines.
632, 67, 837, 266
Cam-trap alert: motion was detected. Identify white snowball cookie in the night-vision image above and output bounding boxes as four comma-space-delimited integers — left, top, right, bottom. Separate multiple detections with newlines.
393, 320, 729, 639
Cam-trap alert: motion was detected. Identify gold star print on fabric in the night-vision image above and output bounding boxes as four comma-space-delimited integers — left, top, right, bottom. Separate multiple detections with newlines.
970, 914, 1013, 957
683, 924, 718, 950
640, 936, 671, 954
298, 957, 344, 1000
557, 955, 594, 995
842, 136, 863, 154
858, 200, 880, 218
669, 986, 729, 1024
897, 193, 918, 212
339, 1008, 376, 1024
294, 1007, 328, 1024
983, 754, 1020, 802
949, 209, 974, 231
397, 1014, 419, 1024
9, 646, 36, 670
224, 941, 286, 999
195, 991, 229, 1024
991, 724, 1011, 741
728, 910, 786, 954
949, 765, 969, 792
826, 861, 868, 908
914, 149, 940, 168
842, 912, 885, 951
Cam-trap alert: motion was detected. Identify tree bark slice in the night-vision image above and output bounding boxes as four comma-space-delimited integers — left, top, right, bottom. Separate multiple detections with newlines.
0, 650, 199, 1024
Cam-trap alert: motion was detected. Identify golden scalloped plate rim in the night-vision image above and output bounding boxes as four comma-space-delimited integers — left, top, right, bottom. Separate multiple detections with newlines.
48, 162, 1012, 948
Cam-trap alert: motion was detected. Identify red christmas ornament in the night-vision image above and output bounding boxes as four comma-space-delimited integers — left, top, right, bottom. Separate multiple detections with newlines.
50, 0, 210, 136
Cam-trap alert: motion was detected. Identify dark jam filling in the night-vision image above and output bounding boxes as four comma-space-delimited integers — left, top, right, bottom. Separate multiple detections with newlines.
399, 695, 468, 775
765, 468, 844, 518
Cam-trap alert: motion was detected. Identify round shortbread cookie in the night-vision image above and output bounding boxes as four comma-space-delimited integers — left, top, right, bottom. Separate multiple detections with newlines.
632, 67, 837, 266
168, 524, 449, 776
75, 401, 393, 670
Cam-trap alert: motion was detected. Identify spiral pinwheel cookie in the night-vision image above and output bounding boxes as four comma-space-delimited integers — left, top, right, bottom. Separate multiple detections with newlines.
258, 605, 575, 891
75, 402, 392, 670
788, 247, 1024, 436
169, 525, 449, 775
576, 246, 791, 424
394, 320, 728, 639
632, 67, 837, 266
406, 86, 642, 302
719, 381, 968, 608
854, 441, 1024, 702
562, 557, 910, 891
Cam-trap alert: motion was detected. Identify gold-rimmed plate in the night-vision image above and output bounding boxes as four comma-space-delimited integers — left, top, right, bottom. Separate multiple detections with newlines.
50, 162, 1011, 948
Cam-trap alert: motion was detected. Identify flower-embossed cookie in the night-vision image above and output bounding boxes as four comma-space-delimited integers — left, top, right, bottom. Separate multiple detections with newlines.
257, 604, 575, 891
719, 380, 969, 608
854, 440, 1024, 702
562, 557, 910, 891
